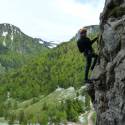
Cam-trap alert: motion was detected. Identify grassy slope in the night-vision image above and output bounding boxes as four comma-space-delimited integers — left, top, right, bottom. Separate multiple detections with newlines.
15, 87, 76, 114
7, 86, 96, 125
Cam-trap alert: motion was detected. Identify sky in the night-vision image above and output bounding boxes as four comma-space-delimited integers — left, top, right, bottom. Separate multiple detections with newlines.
0, 0, 105, 43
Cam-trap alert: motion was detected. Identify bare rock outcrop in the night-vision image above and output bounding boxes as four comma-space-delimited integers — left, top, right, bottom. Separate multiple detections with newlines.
88, 0, 125, 124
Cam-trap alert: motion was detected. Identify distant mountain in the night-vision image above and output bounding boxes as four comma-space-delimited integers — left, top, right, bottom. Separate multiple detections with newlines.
35, 38, 57, 48
0, 23, 50, 71
85, 25, 99, 35
0, 23, 51, 53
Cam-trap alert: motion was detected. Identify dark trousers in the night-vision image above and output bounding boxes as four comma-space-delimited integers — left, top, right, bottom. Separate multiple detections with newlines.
84, 53, 98, 80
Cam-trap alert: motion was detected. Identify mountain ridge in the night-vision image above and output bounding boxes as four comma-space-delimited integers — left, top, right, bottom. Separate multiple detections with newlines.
0, 23, 50, 71
0, 23, 57, 49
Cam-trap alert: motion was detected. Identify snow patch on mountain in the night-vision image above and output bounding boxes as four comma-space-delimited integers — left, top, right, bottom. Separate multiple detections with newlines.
2, 32, 8, 37
11, 31, 14, 41
2, 32, 7, 46
39, 39, 44, 44
48, 43, 57, 48
3, 41, 6, 47
38, 38, 57, 48
11, 35, 14, 41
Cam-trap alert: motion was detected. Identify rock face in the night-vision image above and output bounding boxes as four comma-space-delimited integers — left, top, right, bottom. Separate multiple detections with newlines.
89, 0, 125, 124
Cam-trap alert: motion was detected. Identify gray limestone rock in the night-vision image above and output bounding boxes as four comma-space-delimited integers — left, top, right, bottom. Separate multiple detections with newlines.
88, 0, 125, 124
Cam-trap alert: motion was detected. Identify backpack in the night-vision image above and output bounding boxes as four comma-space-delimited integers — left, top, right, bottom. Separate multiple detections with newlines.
77, 39, 85, 53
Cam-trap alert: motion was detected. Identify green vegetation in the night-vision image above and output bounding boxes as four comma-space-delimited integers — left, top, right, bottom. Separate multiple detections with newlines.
4, 87, 91, 124
0, 24, 49, 71
0, 24, 99, 124
0, 38, 96, 124
0, 39, 86, 101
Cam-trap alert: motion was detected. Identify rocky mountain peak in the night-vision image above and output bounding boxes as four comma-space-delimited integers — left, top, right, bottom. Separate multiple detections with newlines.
0, 24, 60, 60
35, 38, 57, 48
0, 23, 21, 36
0, 23, 56, 49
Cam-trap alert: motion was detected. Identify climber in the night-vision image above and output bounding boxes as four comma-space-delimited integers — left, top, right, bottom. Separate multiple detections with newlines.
77, 27, 98, 83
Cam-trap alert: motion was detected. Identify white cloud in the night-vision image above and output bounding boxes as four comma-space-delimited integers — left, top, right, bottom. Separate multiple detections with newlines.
54, 0, 105, 24
56, 0, 94, 18
0, 0, 105, 43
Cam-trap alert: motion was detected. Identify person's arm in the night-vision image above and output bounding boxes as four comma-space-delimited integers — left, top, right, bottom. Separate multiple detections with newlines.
91, 37, 98, 44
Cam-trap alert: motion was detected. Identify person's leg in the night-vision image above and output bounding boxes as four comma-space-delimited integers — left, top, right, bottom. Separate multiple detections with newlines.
91, 54, 98, 71
85, 55, 92, 81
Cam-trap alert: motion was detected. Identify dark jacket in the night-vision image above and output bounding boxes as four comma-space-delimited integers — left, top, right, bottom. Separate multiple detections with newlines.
77, 36, 97, 55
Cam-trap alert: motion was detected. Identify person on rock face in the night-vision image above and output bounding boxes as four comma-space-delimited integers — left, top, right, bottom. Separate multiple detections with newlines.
77, 28, 98, 83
